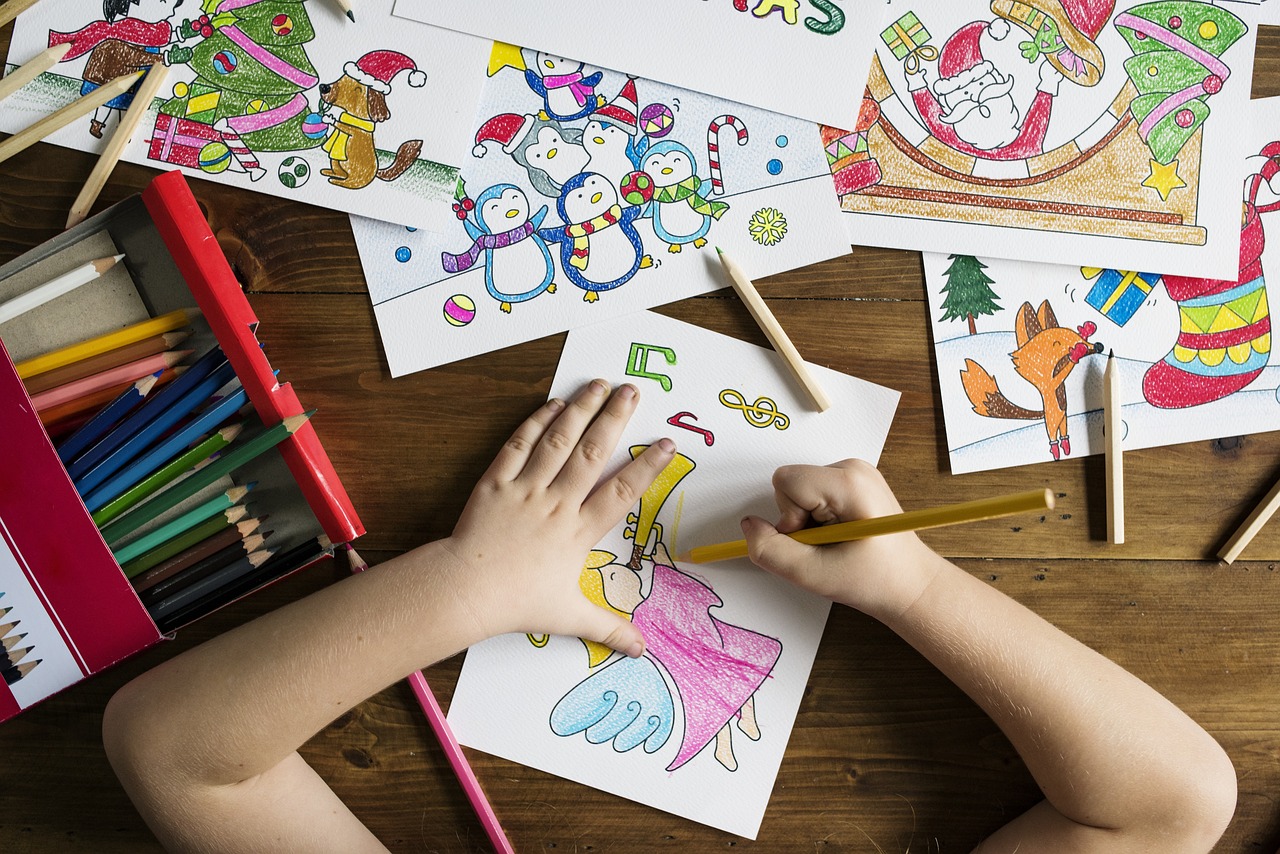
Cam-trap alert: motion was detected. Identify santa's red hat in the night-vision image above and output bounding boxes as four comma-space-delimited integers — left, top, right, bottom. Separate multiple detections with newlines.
345, 50, 427, 95
473, 112, 536, 157
591, 78, 638, 135
937, 20, 991, 80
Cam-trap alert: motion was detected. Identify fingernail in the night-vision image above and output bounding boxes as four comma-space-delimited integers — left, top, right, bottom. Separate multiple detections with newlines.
617, 383, 637, 399
625, 640, 645, 658
740, 516, 752, 533
547, 398, 565, 412
590, 379, 609, 395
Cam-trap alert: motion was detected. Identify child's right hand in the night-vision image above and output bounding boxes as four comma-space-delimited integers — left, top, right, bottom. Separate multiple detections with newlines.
740, 460, 947, 621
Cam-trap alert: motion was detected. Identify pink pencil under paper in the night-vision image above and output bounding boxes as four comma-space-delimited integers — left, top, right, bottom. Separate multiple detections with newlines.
341, 544, 514, 854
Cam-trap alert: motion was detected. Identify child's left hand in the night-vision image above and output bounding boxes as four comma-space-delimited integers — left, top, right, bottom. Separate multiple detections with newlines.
443, 380, 675, 659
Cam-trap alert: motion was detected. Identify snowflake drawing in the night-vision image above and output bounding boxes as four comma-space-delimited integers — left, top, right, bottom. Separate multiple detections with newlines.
747, 207, 787, 246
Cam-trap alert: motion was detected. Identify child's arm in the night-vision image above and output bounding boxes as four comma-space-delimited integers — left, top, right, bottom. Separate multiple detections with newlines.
103, 381, 674, 854
741, 460, 1236, 853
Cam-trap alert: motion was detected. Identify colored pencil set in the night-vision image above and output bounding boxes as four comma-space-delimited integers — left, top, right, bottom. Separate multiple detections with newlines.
0, 597, 40, 687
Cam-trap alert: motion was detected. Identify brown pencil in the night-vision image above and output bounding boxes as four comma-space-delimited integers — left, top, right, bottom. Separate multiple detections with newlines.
1, 632, 27, 651
128, 527, 260, 591
23, 331, 190, 395
134, 532, 268, 596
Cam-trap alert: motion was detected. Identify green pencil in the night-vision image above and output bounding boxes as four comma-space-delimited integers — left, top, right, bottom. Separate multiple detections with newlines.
120, 511, 262, 579
92, 423, 244, 528
110, 484, 254, 563
100, 412, 310, 544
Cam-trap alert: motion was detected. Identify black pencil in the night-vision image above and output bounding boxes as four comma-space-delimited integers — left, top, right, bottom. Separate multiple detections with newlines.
1, 659, 40, 685
136, 532, 269, 599
147, 550, 274, 622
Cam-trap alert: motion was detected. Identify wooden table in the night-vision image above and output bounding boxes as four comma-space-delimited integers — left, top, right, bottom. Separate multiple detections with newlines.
3, 23, 1280, 854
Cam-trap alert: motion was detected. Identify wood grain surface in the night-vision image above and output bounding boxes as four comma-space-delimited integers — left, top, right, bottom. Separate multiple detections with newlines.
2, 21, 1279, 854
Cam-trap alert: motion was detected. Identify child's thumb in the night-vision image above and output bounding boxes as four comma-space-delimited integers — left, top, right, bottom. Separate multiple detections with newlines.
574, 603, 646, 659
741, 515, 812, 578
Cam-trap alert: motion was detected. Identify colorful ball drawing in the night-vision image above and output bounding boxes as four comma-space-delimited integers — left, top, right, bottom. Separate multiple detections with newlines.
271, 13, 293, 35
198, 142, 232, 173
444, 294, 476, 326
278, 156, 310, 189
775, 135, 788, 147
246, 99, 267, 114
639, 103, 674, 138
405, 226, 418, 232
301, 112, 328, 139
172, 81, 189, 98
620, 170, 655, 205
766, 159, 783, 175
211, 50, 238, 75
395, 246, 412, 262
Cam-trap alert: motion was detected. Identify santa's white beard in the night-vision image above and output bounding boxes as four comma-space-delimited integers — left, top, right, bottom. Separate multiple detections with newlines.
942, 92, 1021, 151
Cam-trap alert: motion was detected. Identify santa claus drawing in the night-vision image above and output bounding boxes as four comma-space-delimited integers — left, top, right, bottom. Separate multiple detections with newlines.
907, 1, 1113, 160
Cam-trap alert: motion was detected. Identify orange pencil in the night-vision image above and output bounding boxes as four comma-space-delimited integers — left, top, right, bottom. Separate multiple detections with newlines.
30, 350, 189, 412
23, 330, 190, 394
38, 365, 185, 426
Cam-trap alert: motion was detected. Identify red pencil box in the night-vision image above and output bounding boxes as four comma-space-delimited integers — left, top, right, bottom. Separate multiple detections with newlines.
0, 172, 363, 723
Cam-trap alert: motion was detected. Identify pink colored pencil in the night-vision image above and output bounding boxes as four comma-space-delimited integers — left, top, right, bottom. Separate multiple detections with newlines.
342, 544, 514, 854
30, 350, 190, 412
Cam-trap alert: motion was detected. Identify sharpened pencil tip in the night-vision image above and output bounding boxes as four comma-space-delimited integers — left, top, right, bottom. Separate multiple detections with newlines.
112, 253, 125, 263
346, 10, 355, 21
1108, 348, 1114, 358
715, 246, 723, 255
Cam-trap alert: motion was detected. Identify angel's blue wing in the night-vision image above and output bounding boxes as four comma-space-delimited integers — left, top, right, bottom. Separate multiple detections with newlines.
549, 654, 674, 754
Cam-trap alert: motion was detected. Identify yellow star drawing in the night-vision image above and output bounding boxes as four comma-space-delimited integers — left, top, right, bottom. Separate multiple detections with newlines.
488, 41, 526, 77
1142, 159, 1186, 202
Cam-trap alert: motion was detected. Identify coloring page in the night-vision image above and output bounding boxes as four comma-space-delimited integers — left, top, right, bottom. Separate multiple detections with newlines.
833, 0, 1258, 279
353, 44, 850, 377
0, 0, 490, 232
926, 96, 1280, 474
448, 311, 900, 839
390, 0, 888, 128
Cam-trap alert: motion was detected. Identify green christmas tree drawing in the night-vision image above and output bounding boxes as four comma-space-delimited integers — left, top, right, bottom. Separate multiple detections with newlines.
161, 0, 323, 153
1116, 1, 1246, 165
940, 255, 1001, 335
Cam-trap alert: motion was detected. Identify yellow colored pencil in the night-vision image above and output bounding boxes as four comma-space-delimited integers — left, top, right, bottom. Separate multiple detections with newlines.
15, 308, 195, 380
682, 488, 1055, 564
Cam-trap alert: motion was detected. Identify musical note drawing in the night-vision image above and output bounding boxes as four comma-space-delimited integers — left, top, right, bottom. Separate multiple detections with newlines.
626, 342, 677, 392
718, 388, 789, 430
666, 412, 714, 446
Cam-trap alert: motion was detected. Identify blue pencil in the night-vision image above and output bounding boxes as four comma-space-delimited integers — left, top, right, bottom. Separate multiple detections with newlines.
65, 345, 226, 480
73, 361, 238, 498
56, 372, 163, 463
82, 385, 250, 511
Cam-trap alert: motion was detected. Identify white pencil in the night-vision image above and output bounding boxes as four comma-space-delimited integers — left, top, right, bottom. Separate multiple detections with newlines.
1104, 349, 1124, 545
1219, 474, 1280, 564
0, 43, 70, 105
0, 255, 125, 324
715, 247, 831, 412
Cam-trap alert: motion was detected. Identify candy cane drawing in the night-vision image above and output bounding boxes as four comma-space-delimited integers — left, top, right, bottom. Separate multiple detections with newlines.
707, 114, 748, 195
215, 123, 267, 182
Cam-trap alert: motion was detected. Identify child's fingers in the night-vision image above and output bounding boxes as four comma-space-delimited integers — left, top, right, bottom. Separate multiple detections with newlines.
553, 384, 640, 496
482, 397, 568, 482
582, 439, 676, 534
741, 515, 817, 580
567, 600, 646, 659
521, 380, 612, 486
771, 464, 856, 530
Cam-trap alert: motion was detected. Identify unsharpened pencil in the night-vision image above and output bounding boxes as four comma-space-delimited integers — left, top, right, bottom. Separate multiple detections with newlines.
343, 544, 515, 854
0, 0, 42, 28
136, 532, 268, 599
0, 43, 70, 103
67, 63, 170, 228
91, 436, 225, 525
715, 247, 830, 412
1104, 350, 1124, 545
1219, 472, 1280, 564
120, 512, 262, 579
112, 485, 254, 565
25, 330, 189, 395
30, 349, 188, 412
0, 71, 143, 164
683, 488, 1056, 564
0, 254, 124, 326
100, 412, 312, 544
15, 308, 195, 380
56, 372, 159, 462
85, 418, 245, 512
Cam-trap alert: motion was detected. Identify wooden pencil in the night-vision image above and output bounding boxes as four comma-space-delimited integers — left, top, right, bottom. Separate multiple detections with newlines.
130, 527, 263, 592
3, 645, 34, 666
112, 485, 254, 565
67, 64, 170, 228
328, 0, 355, 22
0, 43, 69, 103
715, 247, 831, 412
2, 660, 40, 686
85, 419, 245, 512
0, 620, 19, 636
30, 350, 188, 412
1104, 350, 1124, 545
100, 412, 312, 544
136, 532, 268, 598
120, 513, 262, 579
38, 366, 182, 427
0, 0, 42, 28
91, 436, 226, 526
683, 488, 1056, 564
56, 372, 161, 462
146, 549, 274, 621
0, 71, 144, 165
0, 254, 124, 325
1219, 472, 1280, 564
1, 632, 26, 651
15, 308, 195, 380
26, 331, 188, 395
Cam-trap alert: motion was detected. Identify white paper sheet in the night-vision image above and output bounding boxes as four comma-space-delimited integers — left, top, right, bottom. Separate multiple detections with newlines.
833, 0, 1258, 279
0, 0, 489, 232
448, 311, 900, 839
391, 0, 888, 128
925, 97, 1280, 475
354, 46, 850, 377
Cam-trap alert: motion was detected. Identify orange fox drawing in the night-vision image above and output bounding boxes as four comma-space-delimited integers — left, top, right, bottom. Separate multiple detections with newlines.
960, 300, 1104, 461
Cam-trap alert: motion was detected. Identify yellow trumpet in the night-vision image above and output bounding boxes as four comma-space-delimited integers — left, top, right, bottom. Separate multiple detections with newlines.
623, 445, 696, 568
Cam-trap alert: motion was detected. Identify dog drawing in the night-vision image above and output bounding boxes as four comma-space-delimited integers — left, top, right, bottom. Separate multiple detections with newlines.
318, 57, 424, 190
960, 300, 1104, 461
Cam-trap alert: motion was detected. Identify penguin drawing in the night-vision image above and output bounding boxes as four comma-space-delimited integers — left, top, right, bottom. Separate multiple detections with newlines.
524, 52, 604, 123
441, 184, 556, 313
641, 140, 729, 253
539, 172, 653, 302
